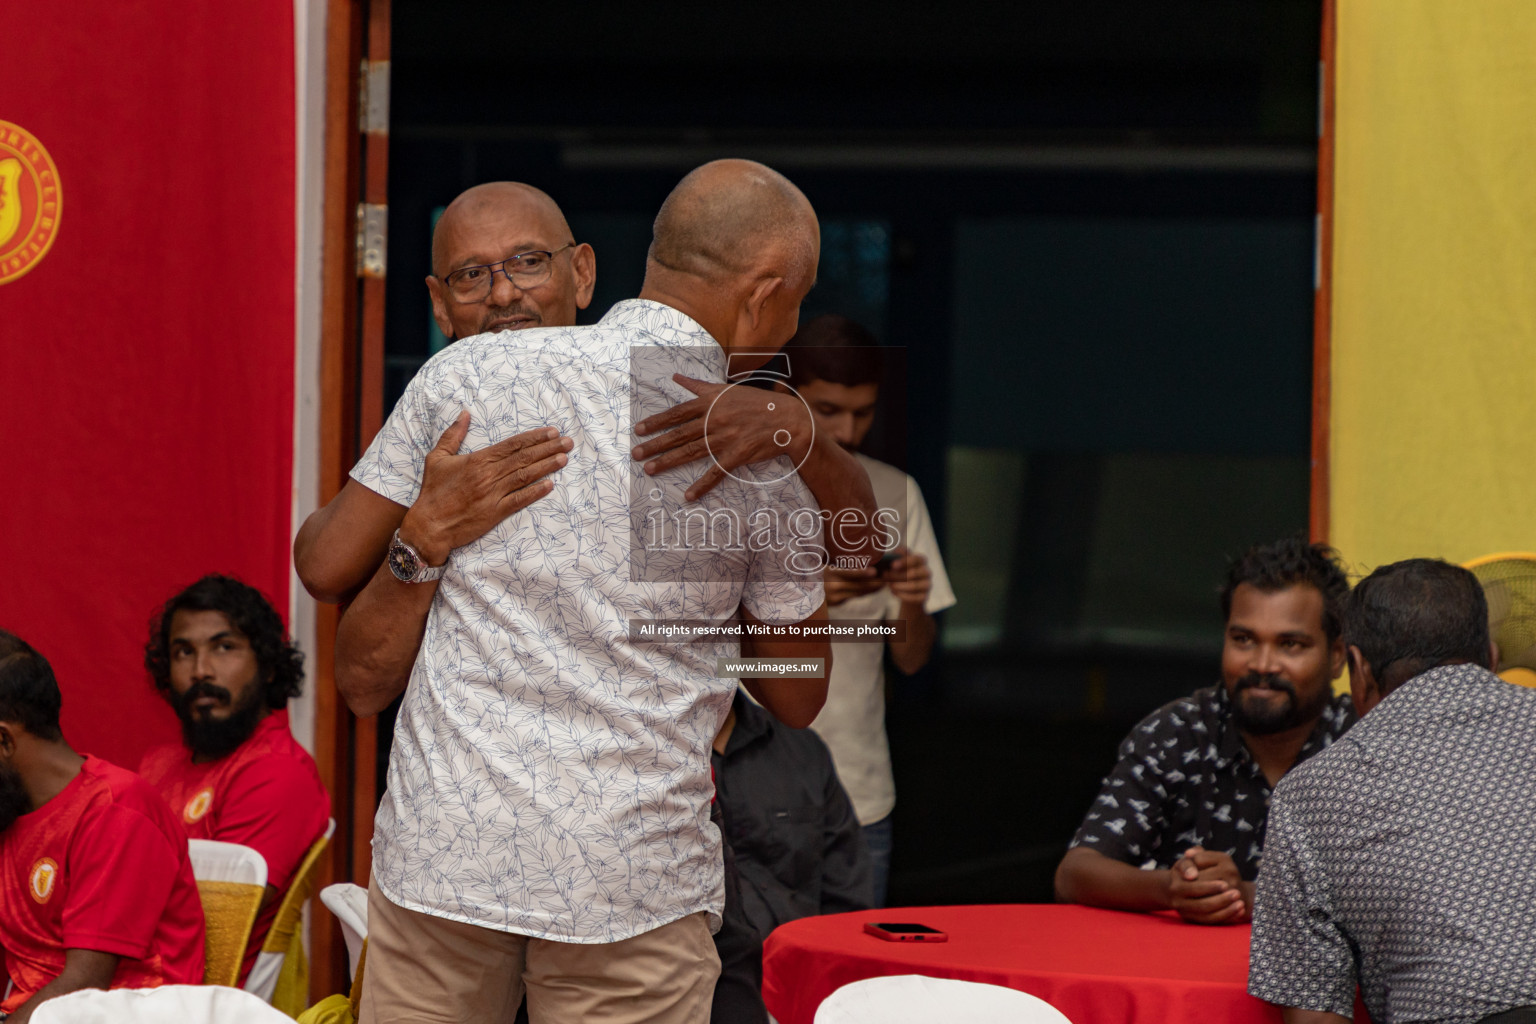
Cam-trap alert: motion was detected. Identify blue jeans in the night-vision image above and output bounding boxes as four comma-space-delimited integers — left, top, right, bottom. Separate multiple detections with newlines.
862, 815, 894, 907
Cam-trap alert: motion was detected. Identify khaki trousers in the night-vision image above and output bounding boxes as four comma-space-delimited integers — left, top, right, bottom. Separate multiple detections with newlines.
358, 880, 720, 1024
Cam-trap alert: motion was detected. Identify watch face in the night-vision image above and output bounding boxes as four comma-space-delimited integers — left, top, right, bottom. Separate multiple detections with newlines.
387, 539, 419, 582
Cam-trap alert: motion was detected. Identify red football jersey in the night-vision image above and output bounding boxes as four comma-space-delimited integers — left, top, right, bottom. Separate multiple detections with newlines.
0, 756, 206, 1013
138, 708, 330, 983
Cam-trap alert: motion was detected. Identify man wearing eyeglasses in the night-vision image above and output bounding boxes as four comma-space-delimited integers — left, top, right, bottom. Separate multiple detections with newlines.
294, 182, 592, 607
427, 182, 597, 342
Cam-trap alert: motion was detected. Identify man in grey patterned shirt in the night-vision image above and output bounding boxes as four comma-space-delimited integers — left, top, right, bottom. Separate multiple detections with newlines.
1250, 558, 1536, 1024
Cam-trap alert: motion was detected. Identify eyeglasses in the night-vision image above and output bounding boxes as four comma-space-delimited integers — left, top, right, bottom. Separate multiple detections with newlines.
441, 243, 576, 302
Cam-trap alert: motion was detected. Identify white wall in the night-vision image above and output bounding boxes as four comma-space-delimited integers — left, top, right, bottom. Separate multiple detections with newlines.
288, 0, 327, 755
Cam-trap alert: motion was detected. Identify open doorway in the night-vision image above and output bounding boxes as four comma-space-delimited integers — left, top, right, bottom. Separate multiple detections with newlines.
368, 0, 1323, 905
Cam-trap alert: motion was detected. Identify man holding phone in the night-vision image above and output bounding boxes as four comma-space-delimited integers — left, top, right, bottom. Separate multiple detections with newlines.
782, 315, 956, 905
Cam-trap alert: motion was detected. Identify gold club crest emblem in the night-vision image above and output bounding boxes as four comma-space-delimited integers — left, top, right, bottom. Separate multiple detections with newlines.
184, 787, 215, 824
0, 121, 62, 285
29, 857, 59, 904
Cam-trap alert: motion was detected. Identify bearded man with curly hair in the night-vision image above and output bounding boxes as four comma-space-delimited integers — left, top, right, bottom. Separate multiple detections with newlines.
139, 574, 330, 986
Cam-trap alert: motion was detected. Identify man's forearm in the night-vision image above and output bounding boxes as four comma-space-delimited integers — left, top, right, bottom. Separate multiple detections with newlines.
798, 434, 877, 560
888, 606, 936, 675
11, 979, 75, 1024
739, 605, 833, 728
10, 950, 119, 1024
294, 480, 407, 603
293, 503, 352, 602
739, 640, 832, 728
335, 561, 439, 717
1054, 847, 1171, 912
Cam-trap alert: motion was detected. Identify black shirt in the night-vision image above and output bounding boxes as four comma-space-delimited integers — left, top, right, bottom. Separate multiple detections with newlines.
1069, 684, 1356, 879
712, 692, 873, 938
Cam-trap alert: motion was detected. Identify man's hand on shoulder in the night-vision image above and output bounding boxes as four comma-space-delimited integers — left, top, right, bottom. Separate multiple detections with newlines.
1168, 846, 1248, 925
295, 414, 571, 602
328, 414, 571, 719
630, 374, 878, 557
631, 375, 812, 502
402, 412, 573, 564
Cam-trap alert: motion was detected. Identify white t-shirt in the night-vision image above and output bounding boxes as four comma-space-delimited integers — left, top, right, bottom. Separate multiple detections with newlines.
810, 453, 955, 825
350, 299, 823, 943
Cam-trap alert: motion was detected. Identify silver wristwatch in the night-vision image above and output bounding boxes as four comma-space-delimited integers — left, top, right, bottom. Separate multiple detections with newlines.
386, 529, 446, 583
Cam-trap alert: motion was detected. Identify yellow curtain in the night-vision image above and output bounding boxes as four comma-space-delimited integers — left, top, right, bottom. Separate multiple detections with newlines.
1330, 1, 1536, 572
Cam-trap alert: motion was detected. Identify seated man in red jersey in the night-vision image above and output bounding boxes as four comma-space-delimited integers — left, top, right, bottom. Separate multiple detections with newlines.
0, 630, 205, 1022
138, 575, 330, 986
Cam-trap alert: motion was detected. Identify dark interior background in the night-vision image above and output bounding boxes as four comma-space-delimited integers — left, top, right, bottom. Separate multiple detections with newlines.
382, 0, 1322, 905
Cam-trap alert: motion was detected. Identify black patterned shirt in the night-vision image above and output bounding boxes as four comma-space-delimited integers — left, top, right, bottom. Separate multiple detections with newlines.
1250, 664, 1536, 1023
1069, 684, 1355, 879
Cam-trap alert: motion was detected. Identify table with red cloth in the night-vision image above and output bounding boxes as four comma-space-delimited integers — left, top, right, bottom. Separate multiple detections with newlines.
761, 904, 1280, 1024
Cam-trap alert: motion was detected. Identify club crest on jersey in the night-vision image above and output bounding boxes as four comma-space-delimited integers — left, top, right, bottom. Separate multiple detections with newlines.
184, 787, 214, 824
29, 857, 59, 903
0, 121, 62, 285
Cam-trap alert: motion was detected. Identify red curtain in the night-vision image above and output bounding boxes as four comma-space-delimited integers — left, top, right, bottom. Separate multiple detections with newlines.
0, 2, 297, 768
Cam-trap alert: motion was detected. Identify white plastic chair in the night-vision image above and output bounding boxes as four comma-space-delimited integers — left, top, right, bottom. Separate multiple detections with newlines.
31, 984, 294, 1023
188, 839, 269, 890
814, 975, 1076, 1024
187, 840, 268, 986
244, 818, 336, 1009
320, 881, 369, 980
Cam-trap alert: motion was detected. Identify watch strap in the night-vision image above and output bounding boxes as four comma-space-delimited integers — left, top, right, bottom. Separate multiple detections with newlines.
388, 529, 446, 583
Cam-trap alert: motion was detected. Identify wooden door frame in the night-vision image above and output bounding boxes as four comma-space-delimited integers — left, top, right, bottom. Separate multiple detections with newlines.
1310, 0, 1336, 544
312, 0, 388, 999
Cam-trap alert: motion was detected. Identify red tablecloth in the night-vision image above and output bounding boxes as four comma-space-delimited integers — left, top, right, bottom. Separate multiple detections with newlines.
761, 904, 1281, 1024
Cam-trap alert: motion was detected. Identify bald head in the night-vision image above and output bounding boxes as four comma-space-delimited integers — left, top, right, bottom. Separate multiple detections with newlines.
431, 182, 573, 278
647, 160, 818, 289
425, 181, 595, 340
